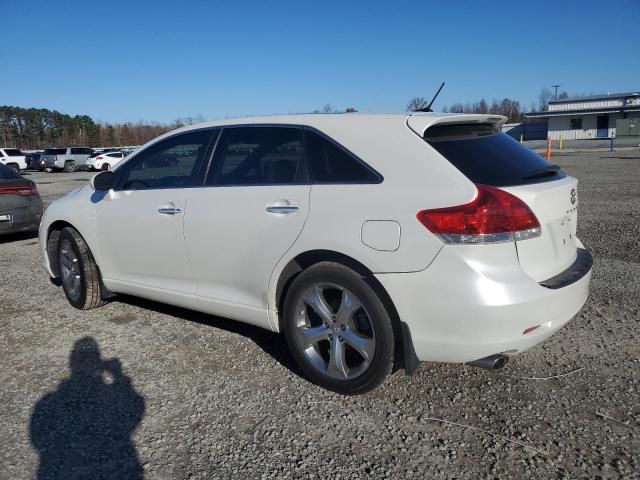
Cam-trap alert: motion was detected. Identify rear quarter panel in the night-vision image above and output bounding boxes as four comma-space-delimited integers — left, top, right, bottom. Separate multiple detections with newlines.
267, 116, 477, 316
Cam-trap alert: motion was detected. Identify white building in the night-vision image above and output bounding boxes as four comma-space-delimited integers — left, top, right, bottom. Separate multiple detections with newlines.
526, 91, 640, 140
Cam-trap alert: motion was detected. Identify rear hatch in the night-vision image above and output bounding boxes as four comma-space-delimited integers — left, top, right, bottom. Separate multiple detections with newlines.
43, 148, 67, 166
0, 165, 37, 215
412, 115, 578, 282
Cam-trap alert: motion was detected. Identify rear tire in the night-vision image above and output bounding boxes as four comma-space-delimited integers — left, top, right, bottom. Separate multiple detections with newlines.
101, 163, 111, 171
7, 163, 19, 173
282, 261, 394, 394
57, 227, 107, 310
63, 161, 76, 173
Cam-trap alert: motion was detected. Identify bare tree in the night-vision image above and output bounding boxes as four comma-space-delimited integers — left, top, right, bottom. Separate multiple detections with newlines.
538, 88, 553, 111
406, 97, 429, 112
322, 104, 333, 113
476, 99, 488, 114
558, 91, 569, 100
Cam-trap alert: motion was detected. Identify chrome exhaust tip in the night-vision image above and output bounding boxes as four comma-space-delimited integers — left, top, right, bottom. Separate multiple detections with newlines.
468, 354, 509, 371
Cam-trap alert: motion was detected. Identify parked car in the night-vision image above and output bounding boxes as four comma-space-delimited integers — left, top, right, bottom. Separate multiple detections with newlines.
86, 151, 125, 171
39, 113, 592, 394
42, 147, 94, 172
0, 148, 28, 172
0, 162, 44, 235
26, 152, 46, 171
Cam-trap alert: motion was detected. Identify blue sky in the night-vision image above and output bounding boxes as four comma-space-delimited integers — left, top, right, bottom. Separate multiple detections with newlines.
2, 0, 638, 123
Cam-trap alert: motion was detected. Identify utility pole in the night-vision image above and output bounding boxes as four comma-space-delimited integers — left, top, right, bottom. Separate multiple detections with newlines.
552, 84, 561, 101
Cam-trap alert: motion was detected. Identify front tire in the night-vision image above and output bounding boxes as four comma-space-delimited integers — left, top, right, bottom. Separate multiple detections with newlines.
57, 227, 107, 309
63, 161, 76, 173
7, 163, 19, 173
283, 262, 394, 394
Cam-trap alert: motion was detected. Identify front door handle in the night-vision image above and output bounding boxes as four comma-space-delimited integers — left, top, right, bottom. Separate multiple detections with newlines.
266, 204, 300, 214
158, 206, 183, 215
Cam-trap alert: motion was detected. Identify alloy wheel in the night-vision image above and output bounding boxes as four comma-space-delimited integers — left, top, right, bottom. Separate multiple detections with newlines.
293, 282, 376, 381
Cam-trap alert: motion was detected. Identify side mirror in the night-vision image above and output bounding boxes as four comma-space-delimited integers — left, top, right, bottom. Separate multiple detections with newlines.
91, 171, 115, 191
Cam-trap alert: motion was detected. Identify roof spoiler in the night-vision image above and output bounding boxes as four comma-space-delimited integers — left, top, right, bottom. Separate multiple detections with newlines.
406, 113, 508, 137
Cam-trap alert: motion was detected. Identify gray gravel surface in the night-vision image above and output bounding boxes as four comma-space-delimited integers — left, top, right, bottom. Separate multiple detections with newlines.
1, 154, 639, 479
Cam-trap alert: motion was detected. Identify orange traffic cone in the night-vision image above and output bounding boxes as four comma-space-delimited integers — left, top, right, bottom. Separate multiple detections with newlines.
545, 136, 551, 161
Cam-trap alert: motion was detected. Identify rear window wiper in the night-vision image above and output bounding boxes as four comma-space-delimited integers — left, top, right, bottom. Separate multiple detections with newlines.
522, 164, 561, 180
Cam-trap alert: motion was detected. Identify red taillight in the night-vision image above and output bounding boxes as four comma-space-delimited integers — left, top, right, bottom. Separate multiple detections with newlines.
417, 184, 541, 244
96, 156, 104, 160
0, 185, 38, 196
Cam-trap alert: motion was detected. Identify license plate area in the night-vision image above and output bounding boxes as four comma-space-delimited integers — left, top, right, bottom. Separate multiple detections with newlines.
549, 210, 578, 255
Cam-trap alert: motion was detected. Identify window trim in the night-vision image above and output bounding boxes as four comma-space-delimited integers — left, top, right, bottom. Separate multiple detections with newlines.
113, 128, 219, 192
203, 124, 311, 188
303, 126, 384, 185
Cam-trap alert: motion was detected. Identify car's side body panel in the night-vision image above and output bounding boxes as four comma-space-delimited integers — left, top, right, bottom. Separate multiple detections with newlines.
185, 184, 311, 329
95, 188, 196, 305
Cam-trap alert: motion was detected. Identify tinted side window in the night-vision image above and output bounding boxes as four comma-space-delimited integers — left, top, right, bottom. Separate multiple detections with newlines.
206, 127, 304, 186
118, 130, 213, 190
44, 148, 67, 155
70, 148, 81, 154
306, 130, 380, 184
424, 124, 566, 187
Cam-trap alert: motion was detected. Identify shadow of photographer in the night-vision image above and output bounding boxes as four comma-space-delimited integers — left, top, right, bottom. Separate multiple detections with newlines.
30, 337, 145, 479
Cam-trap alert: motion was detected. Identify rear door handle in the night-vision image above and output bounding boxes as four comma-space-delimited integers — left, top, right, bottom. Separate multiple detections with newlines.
266, 205, 300, 214
158, 207, 183, 215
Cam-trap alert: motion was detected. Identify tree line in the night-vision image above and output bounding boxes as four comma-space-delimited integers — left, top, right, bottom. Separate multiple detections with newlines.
406, 88, 577, 122
406, 96, 526, 123
3, 88, 584, 149
0, 106, 201, 150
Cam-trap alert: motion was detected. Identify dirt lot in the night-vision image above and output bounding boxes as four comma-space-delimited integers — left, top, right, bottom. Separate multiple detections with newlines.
1, 152, 639, 479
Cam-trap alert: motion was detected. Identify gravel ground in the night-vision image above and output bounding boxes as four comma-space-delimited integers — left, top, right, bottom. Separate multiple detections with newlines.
1, 152, 639, 480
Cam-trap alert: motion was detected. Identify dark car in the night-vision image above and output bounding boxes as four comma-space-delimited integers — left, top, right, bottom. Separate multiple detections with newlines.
0, 162, 44, 235
26, 152, 46, 171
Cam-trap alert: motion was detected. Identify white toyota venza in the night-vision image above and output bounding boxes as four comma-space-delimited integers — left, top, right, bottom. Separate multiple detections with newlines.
40, 113, 592, 394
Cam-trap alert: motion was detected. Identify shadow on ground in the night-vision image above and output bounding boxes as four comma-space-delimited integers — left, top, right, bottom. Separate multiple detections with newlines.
0, 231, 38, 244
115, 295, 301, 377
30, 337, 145, 480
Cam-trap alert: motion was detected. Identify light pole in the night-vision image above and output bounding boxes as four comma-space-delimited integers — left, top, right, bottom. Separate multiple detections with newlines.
552, 84, 561, 101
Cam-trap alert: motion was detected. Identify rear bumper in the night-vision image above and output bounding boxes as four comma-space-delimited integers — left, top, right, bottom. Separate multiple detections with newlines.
375, 243, 591, 363
0, 203, 43, 236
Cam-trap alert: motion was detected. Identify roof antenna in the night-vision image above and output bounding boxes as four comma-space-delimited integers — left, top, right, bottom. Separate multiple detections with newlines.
418, 82, 445, 112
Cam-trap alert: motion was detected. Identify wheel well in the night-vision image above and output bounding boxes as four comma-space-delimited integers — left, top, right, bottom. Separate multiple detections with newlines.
46, 220, 75, 277
275, 250, 407, 371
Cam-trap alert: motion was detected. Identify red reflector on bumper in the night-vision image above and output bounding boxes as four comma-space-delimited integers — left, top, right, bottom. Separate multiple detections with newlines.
523, 325, 541, 335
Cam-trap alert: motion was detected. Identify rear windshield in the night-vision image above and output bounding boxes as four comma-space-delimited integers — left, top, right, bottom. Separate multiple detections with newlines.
424, 123, 566, 187
4, 148, 22, 156
44, 148, 67, 155
0, 163, 20, 179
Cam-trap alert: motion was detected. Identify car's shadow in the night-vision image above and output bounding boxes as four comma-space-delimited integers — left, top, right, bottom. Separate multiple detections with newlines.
0, 231, 39, 244
113, 295, 302, 377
